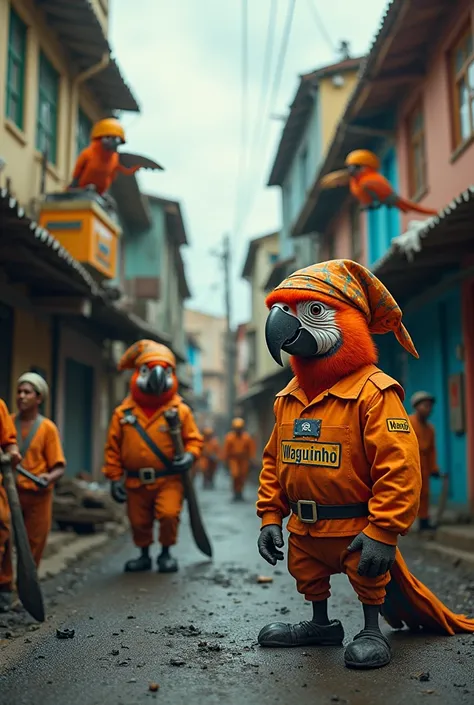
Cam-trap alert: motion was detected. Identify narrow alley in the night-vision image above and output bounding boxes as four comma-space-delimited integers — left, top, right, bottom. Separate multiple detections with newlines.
1, 475, 473, 705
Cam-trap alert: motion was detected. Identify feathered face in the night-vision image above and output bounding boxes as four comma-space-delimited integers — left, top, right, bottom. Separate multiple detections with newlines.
130, 360, 177, 408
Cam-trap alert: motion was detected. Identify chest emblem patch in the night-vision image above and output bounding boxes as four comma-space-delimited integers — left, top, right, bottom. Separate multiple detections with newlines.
293, 418, 322, 438
281, 440, 341, 468
386, 418, 410, 433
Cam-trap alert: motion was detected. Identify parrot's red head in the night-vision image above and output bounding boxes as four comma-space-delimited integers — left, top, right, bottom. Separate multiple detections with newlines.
265, 289, 377, 400
265, 260, 418, 401
118, 340, 178, 411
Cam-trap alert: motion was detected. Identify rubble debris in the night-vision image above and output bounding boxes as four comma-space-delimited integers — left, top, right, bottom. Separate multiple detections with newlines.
165, 624, 201, 637
149, 683, 160, 692
170, 658, 186, 667
56, 627, 75, 639
257, 576, 273, 584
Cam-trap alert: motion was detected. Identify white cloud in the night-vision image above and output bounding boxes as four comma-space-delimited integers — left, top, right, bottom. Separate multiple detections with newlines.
110, 0, 388, 323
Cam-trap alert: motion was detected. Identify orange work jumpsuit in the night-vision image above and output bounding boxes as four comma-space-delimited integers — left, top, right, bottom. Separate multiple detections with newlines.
1, 415, 65, 586
409, 414, 439, 520
196, 435, 221, 484
0, 400, 17, 592
223, 431, 256, 494
257, 364, 421, 606
102, 394, 203, 547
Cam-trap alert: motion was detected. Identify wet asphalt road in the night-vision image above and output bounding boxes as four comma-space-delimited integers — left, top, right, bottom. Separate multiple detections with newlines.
1, 472, 474, 705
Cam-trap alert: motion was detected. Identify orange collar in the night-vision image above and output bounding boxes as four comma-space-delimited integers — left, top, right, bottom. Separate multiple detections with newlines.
276, 364, 380, 405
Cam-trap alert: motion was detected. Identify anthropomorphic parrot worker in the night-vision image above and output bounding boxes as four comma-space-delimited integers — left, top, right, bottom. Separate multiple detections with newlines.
68, 118, 163, 196
102, 340, 203, 574
256, 259, 474, 670
320, 150, 438, 216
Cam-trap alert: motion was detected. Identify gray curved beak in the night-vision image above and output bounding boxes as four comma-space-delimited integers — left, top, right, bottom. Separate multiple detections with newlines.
265, 305, 301, 366
137, 366, 168, 396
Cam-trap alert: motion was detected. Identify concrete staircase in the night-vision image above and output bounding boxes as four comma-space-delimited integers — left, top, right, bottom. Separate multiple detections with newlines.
424, 524, 474, 569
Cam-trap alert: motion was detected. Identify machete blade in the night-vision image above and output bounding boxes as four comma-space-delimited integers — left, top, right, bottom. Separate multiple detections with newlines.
0, 455, 45, 622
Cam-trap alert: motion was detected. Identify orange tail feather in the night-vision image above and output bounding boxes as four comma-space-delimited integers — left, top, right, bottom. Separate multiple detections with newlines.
381, 549, 474, 635
396, 197, 438, 216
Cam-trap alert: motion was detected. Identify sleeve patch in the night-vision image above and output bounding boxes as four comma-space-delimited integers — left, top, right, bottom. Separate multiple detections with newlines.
386, 418, 410, 433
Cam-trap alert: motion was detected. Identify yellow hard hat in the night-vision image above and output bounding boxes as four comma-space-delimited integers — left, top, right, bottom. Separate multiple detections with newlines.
232, 417, 245, 429
203, 426, 214, 436
345, 149, 380, 170
91, 118, 126, 143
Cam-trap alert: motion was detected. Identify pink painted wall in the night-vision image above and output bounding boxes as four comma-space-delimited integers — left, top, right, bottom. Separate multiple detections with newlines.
396, 0, 474, 231
324, 198, 368, 266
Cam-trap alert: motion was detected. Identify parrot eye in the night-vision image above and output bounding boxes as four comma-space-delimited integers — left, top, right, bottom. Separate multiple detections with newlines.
310, 303, 323, 317
139, 364, 149, 376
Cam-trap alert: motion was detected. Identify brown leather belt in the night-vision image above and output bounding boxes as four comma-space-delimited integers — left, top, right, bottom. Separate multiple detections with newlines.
289, 500, 368, 524
125, 467, 180, 484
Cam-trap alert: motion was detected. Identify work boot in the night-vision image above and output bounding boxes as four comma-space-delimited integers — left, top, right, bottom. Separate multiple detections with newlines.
344, 629, 391, 669
0, 590, 12, 613
157, 548, 178, 573
258, 619, 344, 647
124, 548, 152, 573
232, 492, 243, 502
419, 518, 436, 532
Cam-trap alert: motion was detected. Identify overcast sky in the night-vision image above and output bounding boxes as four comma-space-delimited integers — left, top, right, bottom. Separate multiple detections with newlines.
110, 0, 387, 324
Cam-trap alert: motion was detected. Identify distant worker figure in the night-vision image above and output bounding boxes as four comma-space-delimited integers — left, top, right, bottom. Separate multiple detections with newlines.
223, 418, 256, 502
196, 427, 221, 489
1, 373, 66, 609
0, 399, 21, 613
409, 391, 440, 531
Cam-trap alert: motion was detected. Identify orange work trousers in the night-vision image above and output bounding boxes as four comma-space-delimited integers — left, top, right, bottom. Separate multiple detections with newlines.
0, 487, 11, 590
418, 469, 431, 520
0, 489, 53, 589
228, 457, 250, 494
126, 477, 184, 548
288, 533, 390, 606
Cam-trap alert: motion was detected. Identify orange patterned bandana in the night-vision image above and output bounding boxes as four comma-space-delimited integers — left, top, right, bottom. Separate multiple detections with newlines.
118, 340, 177, 370
267, 259, 418, 358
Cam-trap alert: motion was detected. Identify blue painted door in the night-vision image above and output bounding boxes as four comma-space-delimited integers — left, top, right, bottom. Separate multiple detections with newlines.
367, 147, 402, 267
63, 358, 93, 477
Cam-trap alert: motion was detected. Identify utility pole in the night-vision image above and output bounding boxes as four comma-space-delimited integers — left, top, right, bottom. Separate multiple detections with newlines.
222, 234, 236, 426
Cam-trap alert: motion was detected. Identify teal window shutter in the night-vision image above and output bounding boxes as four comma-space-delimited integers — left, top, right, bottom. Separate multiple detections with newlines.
36, 52, 59, 165
76, 108, 93, 155
5, 9, 27, 129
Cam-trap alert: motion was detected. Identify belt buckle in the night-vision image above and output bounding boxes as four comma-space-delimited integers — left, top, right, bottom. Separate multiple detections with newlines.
297, 500, 318, 524
139, 467, 155, 485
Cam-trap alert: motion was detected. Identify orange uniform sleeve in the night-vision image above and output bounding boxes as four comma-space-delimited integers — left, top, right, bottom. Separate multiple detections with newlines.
44, 421, 66, 470
179, 405, 203, 458
223, 434, 232, 461
256, 399, 290, 528
102, 410, 124, 481
0, 399, 17, 448
362, 387, 421, 545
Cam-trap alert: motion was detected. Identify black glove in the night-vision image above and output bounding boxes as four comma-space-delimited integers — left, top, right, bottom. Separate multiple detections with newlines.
347, 532, 396, 578
110, 480, 127, 504
172, 452, 194, 473
258, 524, 284, 565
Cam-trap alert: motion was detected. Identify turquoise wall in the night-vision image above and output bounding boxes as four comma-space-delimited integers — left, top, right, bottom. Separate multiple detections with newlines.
367, 146, 402, 267
377, 285, 467, 506
123, 201, 165, 279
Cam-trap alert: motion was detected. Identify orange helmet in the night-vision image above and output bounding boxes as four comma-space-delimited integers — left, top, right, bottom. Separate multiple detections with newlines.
232, 417, 245, 430
203, 426, 214, 436
345, 149, 380, 170
118, 340, 176, 371
91, 118, 126, 143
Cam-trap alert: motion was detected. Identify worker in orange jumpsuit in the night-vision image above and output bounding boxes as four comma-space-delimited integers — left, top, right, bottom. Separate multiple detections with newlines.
409, 391, 440, 531
257, 259, 474, 670
223, 418, 256, 501
0, 399, 22, 613
103, 340, 203, 573
0, 373, 66, 607
196, 427, 221, 489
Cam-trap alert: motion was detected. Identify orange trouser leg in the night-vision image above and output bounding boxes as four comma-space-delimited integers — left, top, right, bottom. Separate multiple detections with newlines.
155, 477, 184, 547
126, 486, 156, 548
18, 489, 53, 567
0, 488, 12, 591
229, 458, 249, 493
288, 533, 390, 606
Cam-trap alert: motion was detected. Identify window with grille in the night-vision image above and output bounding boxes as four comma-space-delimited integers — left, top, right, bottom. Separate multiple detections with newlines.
5, 9, 27, 129
450, 24, 474, 148
36, 52, 59, 164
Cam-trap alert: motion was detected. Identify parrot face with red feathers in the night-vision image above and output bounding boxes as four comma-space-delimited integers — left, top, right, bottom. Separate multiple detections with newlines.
135, 361, 174, 397
266, 300, 342, 365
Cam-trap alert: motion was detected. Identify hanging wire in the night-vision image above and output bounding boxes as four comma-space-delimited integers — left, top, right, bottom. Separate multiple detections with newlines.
231, 0, 249, 241
306, 0, 335, 53
235, 0, 296, 238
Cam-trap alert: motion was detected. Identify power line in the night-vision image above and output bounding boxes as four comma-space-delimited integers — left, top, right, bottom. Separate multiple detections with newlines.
306, 0, 335, 53
236, 0, 296, 238
232, 0, 249, 240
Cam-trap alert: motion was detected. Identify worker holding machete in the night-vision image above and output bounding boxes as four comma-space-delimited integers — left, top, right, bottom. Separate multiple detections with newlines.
0, 373, 66, 608
0, 398, 22, 613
